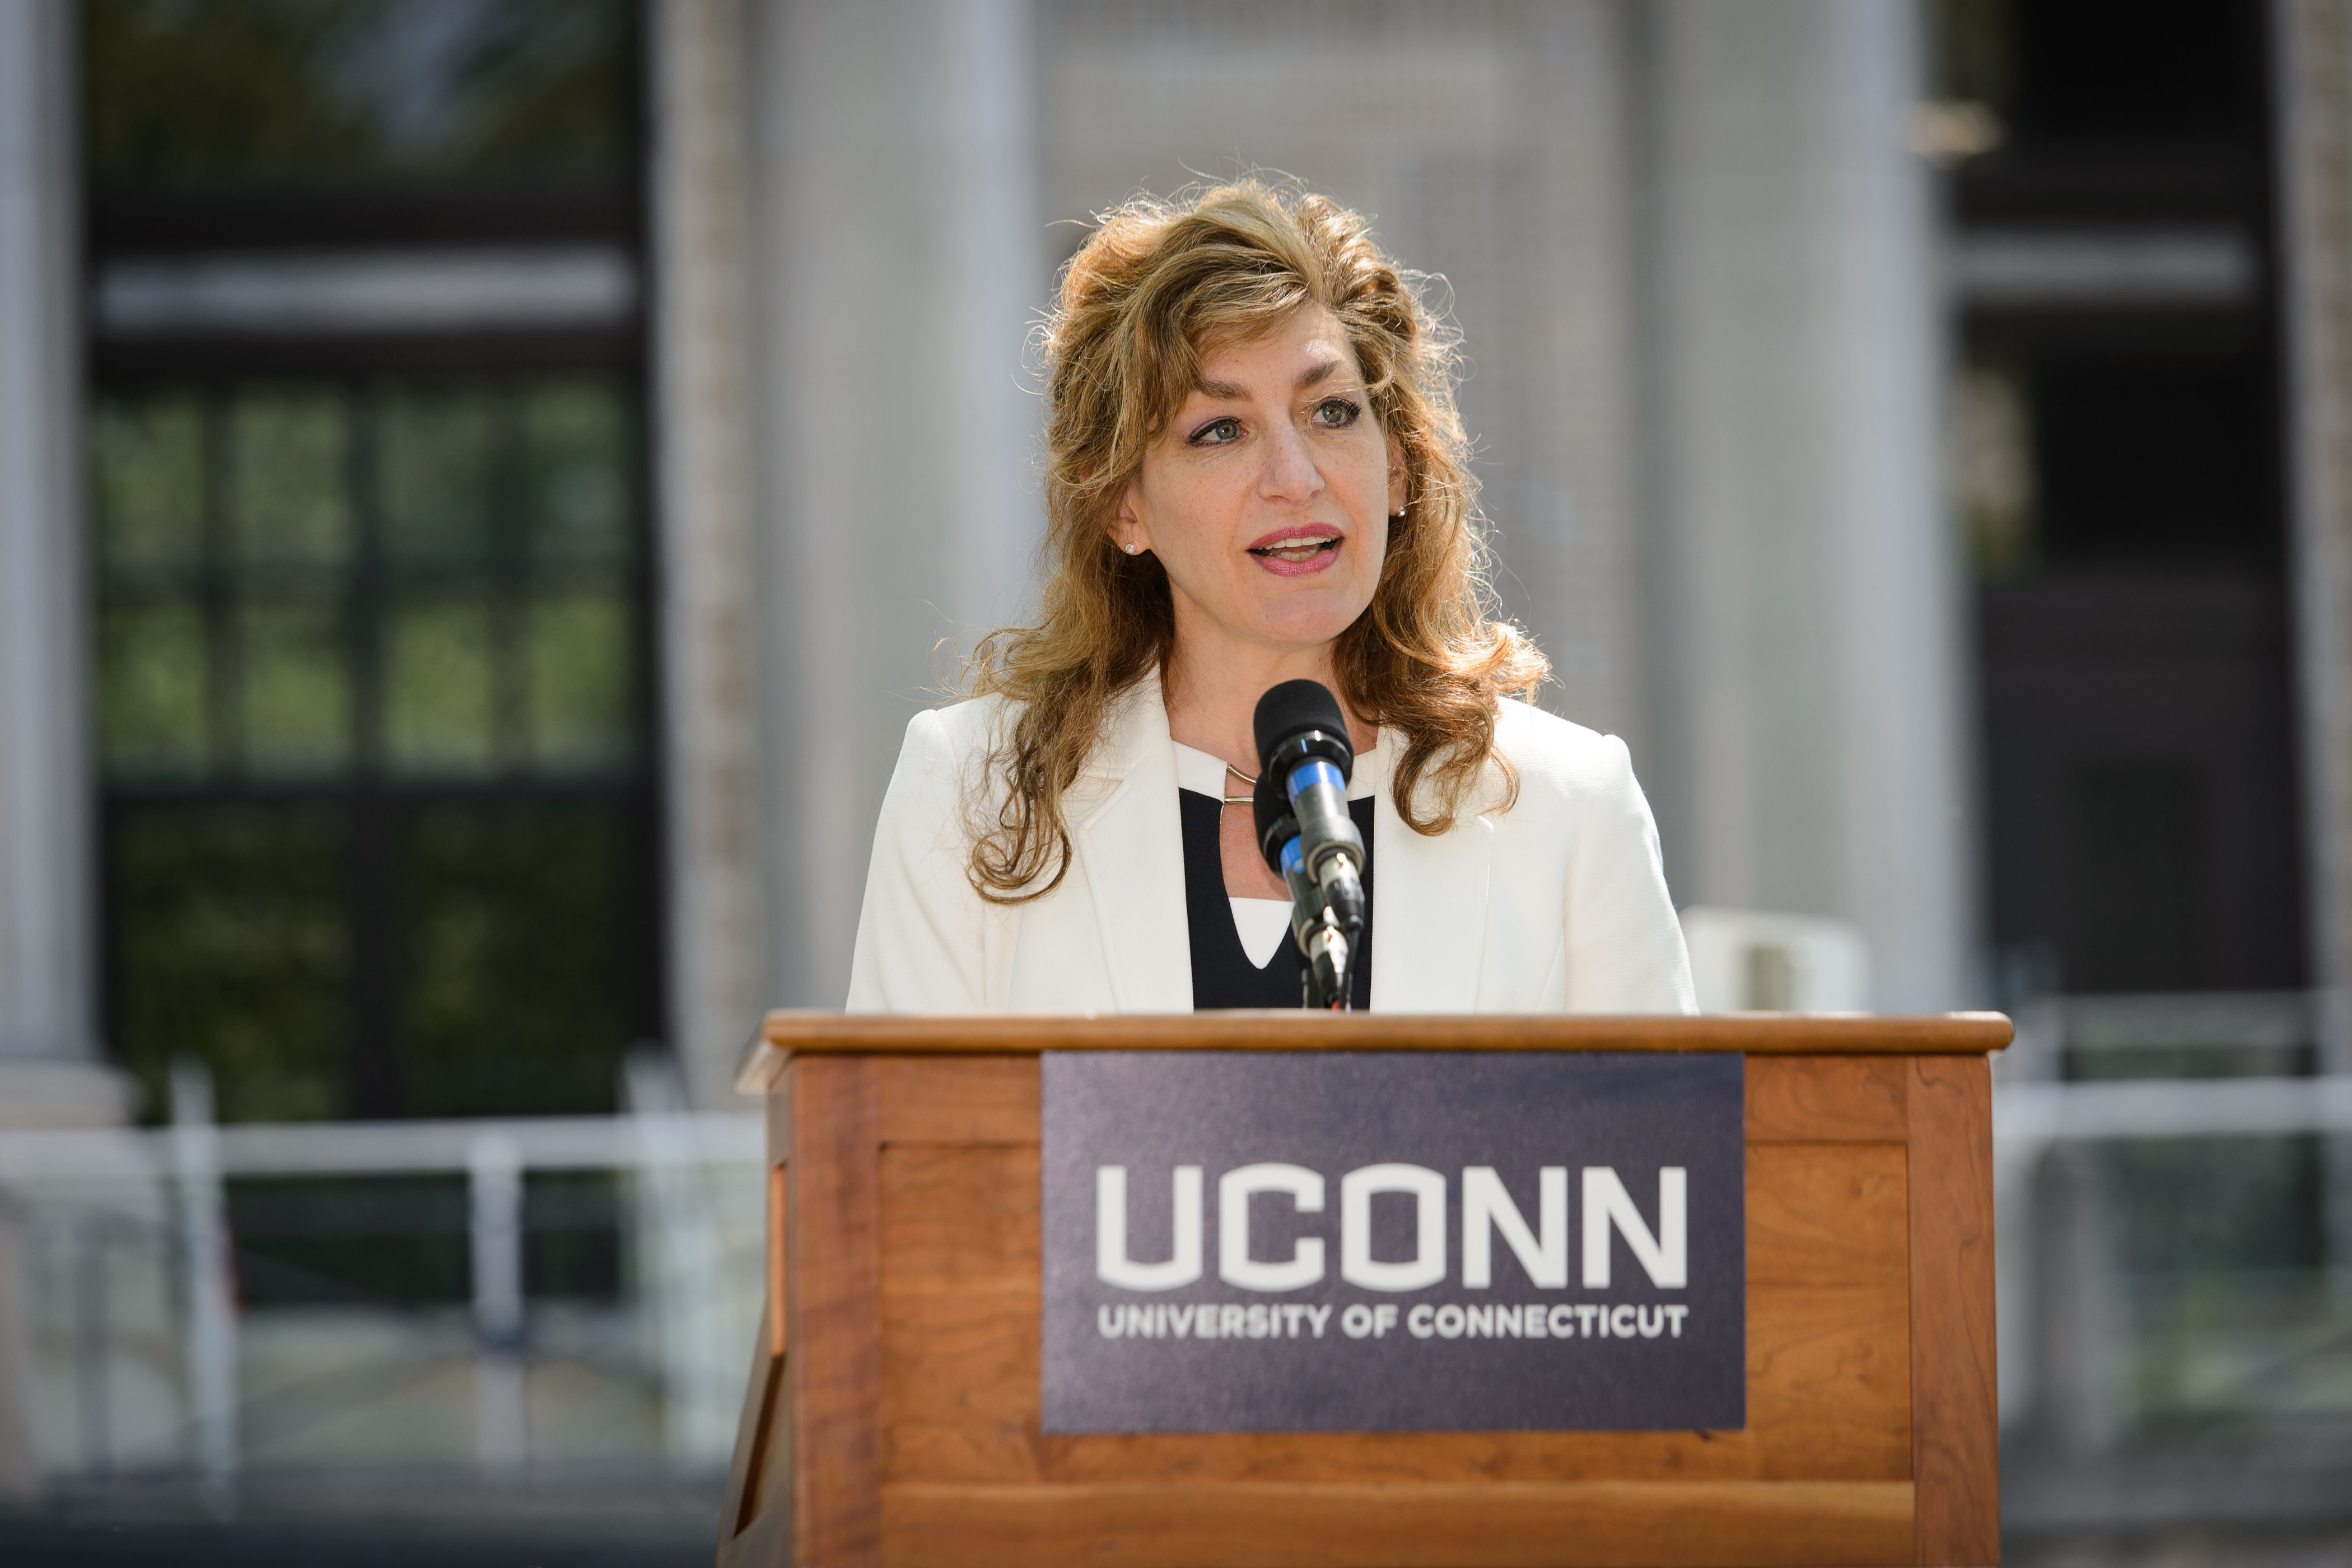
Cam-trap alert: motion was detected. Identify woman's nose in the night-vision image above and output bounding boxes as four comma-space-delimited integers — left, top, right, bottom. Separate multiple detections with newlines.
1257, 422, 1324, 503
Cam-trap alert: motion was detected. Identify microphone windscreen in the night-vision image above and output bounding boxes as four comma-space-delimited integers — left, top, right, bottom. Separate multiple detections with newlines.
1252, 679, 1352, 773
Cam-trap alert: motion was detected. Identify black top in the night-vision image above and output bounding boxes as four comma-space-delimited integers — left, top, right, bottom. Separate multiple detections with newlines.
1179, 788, 1375, 1010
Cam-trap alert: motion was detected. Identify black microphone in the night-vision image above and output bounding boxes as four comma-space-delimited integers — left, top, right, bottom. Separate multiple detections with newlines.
1252, 680, 1367, 1010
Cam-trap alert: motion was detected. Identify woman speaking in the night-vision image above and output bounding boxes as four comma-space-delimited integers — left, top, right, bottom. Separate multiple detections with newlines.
847, 182, 1693, 1015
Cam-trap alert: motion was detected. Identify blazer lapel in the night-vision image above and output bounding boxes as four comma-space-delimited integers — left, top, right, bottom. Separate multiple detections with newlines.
1067, 675, 1194, 1012
1368, 729, 1492, 1012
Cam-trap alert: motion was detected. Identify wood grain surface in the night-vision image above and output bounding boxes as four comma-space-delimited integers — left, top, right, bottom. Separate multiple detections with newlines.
740, 1040, 1998, 1566
1906, 1056, 2000, 1565
877, 1056, 1040, 1142
1745, 1057, 1909, 1143
879, 1480, 1915, 1568
791, 1057, 884, 1564
740, 1013, 2012, 1088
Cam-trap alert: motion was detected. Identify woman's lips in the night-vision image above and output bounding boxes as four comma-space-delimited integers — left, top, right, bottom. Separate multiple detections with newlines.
1247, 533, 1342, 576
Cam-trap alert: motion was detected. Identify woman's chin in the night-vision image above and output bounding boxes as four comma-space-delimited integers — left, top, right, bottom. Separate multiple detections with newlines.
1248, 591, 1371, 652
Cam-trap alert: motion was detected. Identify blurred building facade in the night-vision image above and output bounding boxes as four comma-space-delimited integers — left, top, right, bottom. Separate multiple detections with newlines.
0, 1, 1970, 1122
717, 0, 1972, 1067
4, 0, 2352, 1542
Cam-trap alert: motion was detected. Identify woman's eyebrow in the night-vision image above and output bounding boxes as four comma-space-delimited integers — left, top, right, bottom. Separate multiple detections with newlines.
1191, 357, 1348, 402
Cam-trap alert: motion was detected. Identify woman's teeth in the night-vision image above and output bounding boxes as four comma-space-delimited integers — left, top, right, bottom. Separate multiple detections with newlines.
1252, 537, 1340, 562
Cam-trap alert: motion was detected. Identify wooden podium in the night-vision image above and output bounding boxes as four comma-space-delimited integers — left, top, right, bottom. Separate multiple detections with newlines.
718, 1012, 2007, 1568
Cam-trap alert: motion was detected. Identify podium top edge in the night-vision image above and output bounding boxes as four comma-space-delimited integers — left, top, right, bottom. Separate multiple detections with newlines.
738, 1011, 2013, 1091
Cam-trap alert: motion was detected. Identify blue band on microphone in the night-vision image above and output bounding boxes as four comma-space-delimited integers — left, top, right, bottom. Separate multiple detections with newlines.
1280, 838, 1305, 877
1284, 759, 1345, 804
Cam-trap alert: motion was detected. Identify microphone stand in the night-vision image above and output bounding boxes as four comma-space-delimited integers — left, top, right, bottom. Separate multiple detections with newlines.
1265, 810, 1362, 1011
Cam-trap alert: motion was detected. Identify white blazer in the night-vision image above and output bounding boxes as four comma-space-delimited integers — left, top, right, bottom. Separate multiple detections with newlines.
844, 674, 1696, 1014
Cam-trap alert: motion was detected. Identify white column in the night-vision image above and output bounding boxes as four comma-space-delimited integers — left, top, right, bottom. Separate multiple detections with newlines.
1634, 0, 1971, 1011
1523, 3, 1648, 753
0, 0, 105, 1093
745, 0, 1044, 1008
2274, 0, 2352, 1276
652, 0, 767, 1106
2279, 0, 2352, 1071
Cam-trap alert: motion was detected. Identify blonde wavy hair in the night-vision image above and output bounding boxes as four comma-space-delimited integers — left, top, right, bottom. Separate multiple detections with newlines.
963, 179, 1548, 903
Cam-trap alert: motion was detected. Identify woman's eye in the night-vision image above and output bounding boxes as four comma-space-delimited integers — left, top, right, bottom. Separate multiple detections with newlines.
1189, 416, 1242, 445
1314, 397, 1361, 427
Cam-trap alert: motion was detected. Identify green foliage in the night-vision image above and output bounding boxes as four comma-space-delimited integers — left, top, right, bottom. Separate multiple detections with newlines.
524, 380, 628, 562
91, 391, 205, 576
237, 600, 352, 771
83, 0, 633, 190
1935, 0, 2014, 107
382, 386, 501, 565
92, 377, 638, 782
99, 604, 210, 775
385, 592, 500, 769
83, 0, 383, 187
229, 389, 352, 567
113, 807, 352, 1123
525, 589, 631, 766
399, 804, 629, 1117
428, 0, 634, 175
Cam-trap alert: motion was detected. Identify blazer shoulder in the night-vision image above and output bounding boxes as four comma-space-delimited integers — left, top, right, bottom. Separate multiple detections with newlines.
918, 693, 1015, 756
1491, 698, 1639, 801
877, 696, 1018, 828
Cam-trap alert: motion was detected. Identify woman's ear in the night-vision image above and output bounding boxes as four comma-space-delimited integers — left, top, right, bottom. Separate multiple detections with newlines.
1113, 483, 1149, 554
1387, 437, 1408, 517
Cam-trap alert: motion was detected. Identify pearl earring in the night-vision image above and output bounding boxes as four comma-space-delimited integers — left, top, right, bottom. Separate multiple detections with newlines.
1124, 542, 1140, 554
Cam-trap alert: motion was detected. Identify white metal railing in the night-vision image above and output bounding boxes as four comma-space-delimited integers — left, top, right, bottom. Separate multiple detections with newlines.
0, 1064, 762, 1495
16, 1031, 2345, 1491
1989, 1001, 2352, 1452
0, 1109, 761, 1182
1995, 1074, 2352, 1149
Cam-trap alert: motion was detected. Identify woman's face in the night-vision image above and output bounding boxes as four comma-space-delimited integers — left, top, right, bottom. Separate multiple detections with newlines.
1116, 306, 1405, 661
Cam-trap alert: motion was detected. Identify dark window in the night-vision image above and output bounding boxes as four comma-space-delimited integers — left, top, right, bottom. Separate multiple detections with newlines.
2031, 354, 2281, 567
2010, 0, 2261, 147
1940, 0, 2264, 151
2061, 761, 2209, 992
1948, 0, 2304, 1002
91, 379, 655, 1121
83, 0, 659, 1123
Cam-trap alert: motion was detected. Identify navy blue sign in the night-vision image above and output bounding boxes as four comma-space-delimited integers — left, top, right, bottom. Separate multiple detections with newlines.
1040, 1051, 1745, 1434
